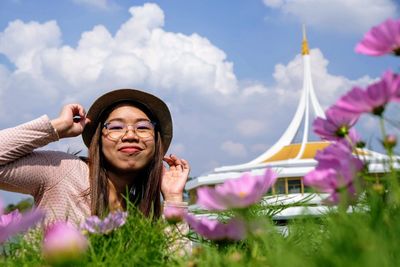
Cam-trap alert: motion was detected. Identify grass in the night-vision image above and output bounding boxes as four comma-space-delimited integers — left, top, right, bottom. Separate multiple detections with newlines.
1, 187, 400, 266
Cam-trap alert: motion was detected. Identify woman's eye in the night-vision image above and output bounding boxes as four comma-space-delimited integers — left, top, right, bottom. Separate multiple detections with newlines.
136, 122, 153, 130
107, 123, 125, 130
137, 126, 151, 130
136, 125, 150, 130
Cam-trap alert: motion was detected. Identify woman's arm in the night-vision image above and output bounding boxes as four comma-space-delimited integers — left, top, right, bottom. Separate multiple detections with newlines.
163, 201, 192, 256
0, 116, 59, 166
0, 104, 90, 196
161, 155, 192, 255
0, 115, 61, 195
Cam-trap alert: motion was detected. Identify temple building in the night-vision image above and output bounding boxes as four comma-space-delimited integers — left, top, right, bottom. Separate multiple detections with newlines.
185, 28, 390, 220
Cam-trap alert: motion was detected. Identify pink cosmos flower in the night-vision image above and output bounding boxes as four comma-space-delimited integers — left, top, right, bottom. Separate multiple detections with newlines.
304, 142, 364, 204
0, 210, 21, 227
43, 221, 88, 264
335, 70, 399, 117
0, 209, 45, 243
390, 73, 400, 102
81, 211, 128, 234
313, 106, 359, 141
197, 168, 277, 211
355, 18, 400, 56
184, 214, 246, 241
163, 206, 186, 224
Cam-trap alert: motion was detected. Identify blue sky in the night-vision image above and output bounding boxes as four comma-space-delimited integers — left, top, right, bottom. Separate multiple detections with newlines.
0, 0, 399, 204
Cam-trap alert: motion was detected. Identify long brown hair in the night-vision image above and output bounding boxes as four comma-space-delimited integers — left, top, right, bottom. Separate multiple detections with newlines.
87, 102, 164, 219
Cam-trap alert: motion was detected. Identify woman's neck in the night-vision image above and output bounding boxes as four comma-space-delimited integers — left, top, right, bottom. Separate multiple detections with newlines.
106, 171, 136, 211
107, 171, 132, 193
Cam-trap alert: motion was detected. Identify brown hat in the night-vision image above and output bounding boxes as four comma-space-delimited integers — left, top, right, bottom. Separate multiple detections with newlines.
82, 89, 172, 154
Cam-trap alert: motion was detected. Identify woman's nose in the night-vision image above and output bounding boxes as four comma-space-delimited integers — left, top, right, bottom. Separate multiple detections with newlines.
121, 128, 139, 140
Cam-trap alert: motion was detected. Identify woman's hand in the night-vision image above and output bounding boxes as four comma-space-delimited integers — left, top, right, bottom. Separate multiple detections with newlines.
161, 154, 190, 203
50, 104, 90, 139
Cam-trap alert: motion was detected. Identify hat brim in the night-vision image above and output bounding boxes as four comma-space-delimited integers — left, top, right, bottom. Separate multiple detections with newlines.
82, 89, 172, 154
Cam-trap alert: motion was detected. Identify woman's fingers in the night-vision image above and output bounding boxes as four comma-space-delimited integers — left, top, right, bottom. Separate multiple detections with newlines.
77, 104, 86, 118
180, 159, 190, 172
52, 103, 89, 138
69, 104, 87, 122
163, 154, 188, 171
163, 154, 178, 165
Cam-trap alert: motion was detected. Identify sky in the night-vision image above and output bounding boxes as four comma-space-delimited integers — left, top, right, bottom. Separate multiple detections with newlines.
0, 0, 399, 204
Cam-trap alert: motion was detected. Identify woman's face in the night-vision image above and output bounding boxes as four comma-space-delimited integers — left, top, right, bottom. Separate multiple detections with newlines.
101, 104, 156, 174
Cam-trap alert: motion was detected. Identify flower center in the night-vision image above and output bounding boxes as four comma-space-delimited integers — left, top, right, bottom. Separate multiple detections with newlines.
238, 192, 247, 198
393, 47, 400, 56
336, 126, 349, 137
372, 105, 385, 116
356, 141, 366, 148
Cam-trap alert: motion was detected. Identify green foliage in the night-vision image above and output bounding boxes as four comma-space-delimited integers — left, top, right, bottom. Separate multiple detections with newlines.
5, 198, 33, 213
2, 171, 400, 267
0, 206, 184, 267
3, 193, 400, 266
180, 202, 400, 267
2, 173, 400, 267
85, 208, 171, 267
0, 228, 44, 267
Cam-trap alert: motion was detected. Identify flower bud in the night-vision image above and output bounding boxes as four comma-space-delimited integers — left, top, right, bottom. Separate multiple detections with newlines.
228, 251, 243, 262
42, 222, 88, 265
383, 134, 397, 150
163, 206, 185, 224
372, 183, 385, 195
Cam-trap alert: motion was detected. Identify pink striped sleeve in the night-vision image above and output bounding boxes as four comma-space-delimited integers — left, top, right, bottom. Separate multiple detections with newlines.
0, 116, 61, 195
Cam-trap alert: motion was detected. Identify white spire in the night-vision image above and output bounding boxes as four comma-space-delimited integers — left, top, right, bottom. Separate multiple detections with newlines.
215, 26, 325, 172
302, 24, 310, 55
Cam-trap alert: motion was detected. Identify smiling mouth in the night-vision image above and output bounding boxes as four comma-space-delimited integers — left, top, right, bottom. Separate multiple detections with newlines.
119, 147, 142, 154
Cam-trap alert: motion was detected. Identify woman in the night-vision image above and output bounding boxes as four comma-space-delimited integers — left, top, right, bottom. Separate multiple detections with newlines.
0, 88, 189, 224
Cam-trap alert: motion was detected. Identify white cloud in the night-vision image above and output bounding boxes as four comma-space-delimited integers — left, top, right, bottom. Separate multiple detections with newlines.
0, 65, 10, 119
0, 3, 379, 180
236, 119, 266, 137
220, 141, 247, 158
0, 3, 239, 126
262, 0, 398, 33
241, 83, 268, 97
72, 0, 116, 10
271, 48, 373, 109
0, 20, 61, 71
0, 3, 237, 106
201, 47, 375, 168
263, 0, 283, 8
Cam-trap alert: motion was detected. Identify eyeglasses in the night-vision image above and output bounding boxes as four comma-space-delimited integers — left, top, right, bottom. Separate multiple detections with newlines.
103, 120, 156, 140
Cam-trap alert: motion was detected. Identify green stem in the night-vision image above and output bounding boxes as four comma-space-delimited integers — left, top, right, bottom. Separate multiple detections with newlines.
379, 117, 394, 167
379, 117, 400, 206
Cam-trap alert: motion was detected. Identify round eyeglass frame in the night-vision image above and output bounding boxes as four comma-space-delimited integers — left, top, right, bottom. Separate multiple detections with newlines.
103, 121, 156, 140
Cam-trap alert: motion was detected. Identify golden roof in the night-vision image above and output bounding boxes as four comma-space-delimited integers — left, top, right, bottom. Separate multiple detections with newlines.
263, 142, 329, 162
262, 141, 372, 163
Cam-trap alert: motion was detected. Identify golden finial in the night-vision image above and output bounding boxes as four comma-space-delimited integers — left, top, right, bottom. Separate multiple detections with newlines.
301, 24, 310, 55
